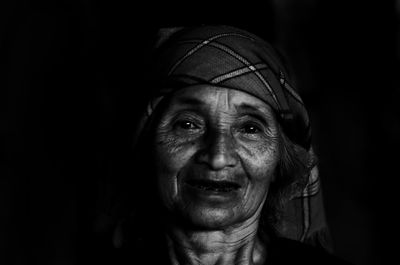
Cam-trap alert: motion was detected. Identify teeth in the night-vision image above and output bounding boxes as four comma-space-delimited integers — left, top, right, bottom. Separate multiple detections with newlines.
196, 185, 233, 192
188, 180, 239, 192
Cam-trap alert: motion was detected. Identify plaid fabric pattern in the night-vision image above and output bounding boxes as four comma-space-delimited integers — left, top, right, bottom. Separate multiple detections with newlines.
136, 25, 331, 251
151, 26, 311, 149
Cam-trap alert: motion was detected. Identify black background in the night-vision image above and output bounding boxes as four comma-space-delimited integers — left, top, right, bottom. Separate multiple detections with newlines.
1, 1, 399, 264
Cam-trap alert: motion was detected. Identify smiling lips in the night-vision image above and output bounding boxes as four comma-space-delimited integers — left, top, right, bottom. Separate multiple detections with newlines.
186, 179, 241, 193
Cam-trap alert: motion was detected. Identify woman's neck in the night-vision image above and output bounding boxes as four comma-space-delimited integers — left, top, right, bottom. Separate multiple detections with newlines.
165, 216, 267, 265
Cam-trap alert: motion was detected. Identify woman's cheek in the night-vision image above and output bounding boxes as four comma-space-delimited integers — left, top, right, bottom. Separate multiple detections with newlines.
155, 137, 200, 203
160, 140, 199, 174
237, 138, 279, 180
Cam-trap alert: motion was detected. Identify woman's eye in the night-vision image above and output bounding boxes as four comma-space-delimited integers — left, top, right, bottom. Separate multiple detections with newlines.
176, 120, 199, 130
241, 124, 261, 134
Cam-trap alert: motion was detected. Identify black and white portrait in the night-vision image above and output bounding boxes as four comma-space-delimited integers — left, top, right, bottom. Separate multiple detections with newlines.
2, 1, 398, 265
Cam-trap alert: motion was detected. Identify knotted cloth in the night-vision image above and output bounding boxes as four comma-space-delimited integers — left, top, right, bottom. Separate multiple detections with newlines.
134, 25, 331, 251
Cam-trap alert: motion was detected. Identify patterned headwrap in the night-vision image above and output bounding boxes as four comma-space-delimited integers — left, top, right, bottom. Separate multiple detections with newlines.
134, 25, 331, 251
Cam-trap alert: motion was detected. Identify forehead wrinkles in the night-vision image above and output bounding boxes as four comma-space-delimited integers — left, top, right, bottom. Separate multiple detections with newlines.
167, 85, 274, 122
211, 88, 236, 115
205, 89, 246, 129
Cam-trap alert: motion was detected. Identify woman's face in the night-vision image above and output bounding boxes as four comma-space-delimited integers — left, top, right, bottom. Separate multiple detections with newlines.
152, 85, 280, 229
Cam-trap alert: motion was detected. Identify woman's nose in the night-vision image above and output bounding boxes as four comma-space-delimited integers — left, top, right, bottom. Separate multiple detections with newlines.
196, 130, 238, 170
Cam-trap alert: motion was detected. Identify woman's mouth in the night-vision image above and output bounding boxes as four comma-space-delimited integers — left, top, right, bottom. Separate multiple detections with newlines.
186, 179, 241, 193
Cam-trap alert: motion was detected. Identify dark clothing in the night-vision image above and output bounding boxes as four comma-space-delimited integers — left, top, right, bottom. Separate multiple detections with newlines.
268, 238, 352, 265
94, 236, 351, 265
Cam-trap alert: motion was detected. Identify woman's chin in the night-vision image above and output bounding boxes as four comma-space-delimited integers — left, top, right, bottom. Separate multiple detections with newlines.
178, 204, 241, 230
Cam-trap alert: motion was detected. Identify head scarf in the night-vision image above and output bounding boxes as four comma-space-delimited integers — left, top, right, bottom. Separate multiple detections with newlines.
139, 25, 311, 150
133, 25, 331, 251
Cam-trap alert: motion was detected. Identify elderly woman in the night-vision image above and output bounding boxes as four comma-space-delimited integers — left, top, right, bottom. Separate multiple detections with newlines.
108, 25, 350, 265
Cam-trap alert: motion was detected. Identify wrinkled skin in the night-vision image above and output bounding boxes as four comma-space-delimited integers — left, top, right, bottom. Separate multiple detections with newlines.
152, 85, 281, 265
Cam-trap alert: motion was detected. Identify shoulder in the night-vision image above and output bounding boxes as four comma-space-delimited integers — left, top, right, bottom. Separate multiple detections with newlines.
267, 237, 353, 265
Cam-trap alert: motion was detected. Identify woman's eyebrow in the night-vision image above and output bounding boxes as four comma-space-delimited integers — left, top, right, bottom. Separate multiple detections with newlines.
236, 103, 270, 115
175, 96, 206, 107
235, 103, 272, 124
